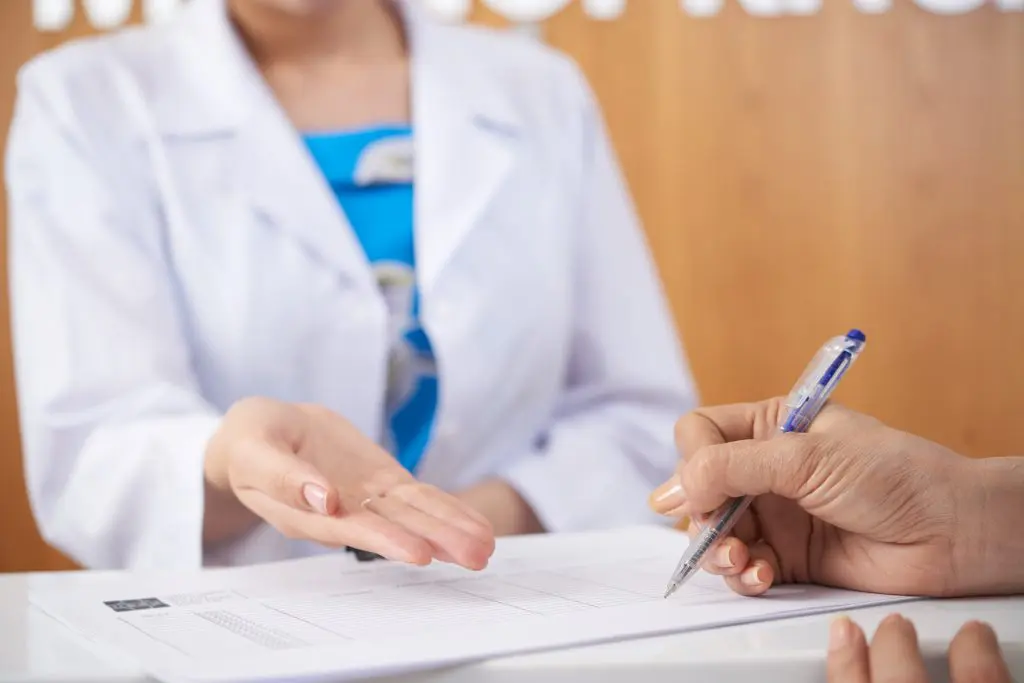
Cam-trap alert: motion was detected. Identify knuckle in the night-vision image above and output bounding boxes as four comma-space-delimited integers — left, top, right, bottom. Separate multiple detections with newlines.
414, 481, 443, 496
393, 481, 443, 505
764, 397, 789, 434
672, 418, 686, 453
786, 434, 831, 489
749, 402, 774, 440
272, 470, 304, 506
297, 403, 334, 420
673, 413, 700, 455
367, 467, 412, 496
223, 452, 243, 489
383, 481, 418, 501
802, 433, 833, 463
226, 396, 278, 423
471, 517, 496, 539
685, 449, 719, 491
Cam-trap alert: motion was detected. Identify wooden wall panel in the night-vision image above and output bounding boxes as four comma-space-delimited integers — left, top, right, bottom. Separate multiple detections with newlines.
1, 0, 1022, 572
0, 1, 55, 573
536, 2, 1024, 457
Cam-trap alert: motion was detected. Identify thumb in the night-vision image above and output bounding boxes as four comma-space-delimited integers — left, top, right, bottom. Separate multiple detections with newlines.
678, 433, 831, 514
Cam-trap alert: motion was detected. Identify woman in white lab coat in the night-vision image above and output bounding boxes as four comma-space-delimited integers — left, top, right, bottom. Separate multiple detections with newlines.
5, 0, 698, 571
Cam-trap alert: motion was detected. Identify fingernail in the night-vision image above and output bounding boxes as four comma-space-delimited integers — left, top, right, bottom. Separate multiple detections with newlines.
302, 483, 328, 514
649, 478, 686, 512
881, 613, 904, 627
713, 544, 733, 569
829, 617, 854, 651
741, 565, 768, 587
964, 620, 998, 640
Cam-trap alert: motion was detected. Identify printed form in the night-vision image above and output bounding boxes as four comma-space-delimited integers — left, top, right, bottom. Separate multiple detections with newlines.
30, 526, 914, 682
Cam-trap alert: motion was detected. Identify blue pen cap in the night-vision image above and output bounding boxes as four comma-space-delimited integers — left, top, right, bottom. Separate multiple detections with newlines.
844, 329, 867, 355
846, 329, 866, 343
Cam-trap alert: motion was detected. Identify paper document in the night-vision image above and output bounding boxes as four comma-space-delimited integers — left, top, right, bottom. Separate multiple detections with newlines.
31, 526, 914, 682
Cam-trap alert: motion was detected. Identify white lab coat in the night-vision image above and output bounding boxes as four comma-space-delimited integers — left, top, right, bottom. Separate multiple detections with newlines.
5, 0, 698, 570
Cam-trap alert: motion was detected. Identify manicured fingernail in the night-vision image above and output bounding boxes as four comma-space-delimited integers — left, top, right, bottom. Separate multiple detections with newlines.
741, 565, 768, 587
302, 483, 328, 514
649, 478, 686, 512
713, 544, 734, 569
829, 617, 854, 651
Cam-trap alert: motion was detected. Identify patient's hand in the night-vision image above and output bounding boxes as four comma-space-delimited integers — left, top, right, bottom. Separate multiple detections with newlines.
651, 399, 1024, 598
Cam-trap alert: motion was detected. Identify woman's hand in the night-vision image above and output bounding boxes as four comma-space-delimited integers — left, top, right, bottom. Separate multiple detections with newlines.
650, 398, 1024, 597
203, 397, 495, 569
828, 614, 1012, 683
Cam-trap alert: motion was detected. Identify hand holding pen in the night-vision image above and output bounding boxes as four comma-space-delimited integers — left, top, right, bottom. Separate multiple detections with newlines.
648, 331, 1015, 599
660, 329, 868, 598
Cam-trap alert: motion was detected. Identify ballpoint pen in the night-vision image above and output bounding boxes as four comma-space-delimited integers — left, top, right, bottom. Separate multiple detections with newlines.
663, 328, 867, 599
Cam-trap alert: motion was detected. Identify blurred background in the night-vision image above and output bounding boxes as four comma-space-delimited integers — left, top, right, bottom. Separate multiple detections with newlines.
0, 0, 1021, 572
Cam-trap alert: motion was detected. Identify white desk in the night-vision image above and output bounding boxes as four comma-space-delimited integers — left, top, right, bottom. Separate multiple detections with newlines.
2, 570, 1022, 683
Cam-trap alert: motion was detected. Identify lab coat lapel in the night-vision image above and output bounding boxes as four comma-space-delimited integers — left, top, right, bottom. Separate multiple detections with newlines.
232, 102, 375, 291
162, 0, 520, 295
407, 9, 522, 295
166, 0, 375, 291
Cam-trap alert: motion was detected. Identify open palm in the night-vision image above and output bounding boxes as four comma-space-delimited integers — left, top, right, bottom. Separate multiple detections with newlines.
206, 398, 495, 568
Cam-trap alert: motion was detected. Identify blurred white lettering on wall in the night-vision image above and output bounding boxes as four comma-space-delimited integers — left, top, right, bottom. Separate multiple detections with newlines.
33, 0, 182, 31
31, 0, 1024, 31
473, 0, 1022, 20
681, 0, 1020, 14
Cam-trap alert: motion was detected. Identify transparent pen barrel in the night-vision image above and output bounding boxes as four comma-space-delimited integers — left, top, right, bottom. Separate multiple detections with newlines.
675, 496, 753, 574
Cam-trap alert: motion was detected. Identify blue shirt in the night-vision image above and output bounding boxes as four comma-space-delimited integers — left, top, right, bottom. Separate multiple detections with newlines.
304, 126, 436, 474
